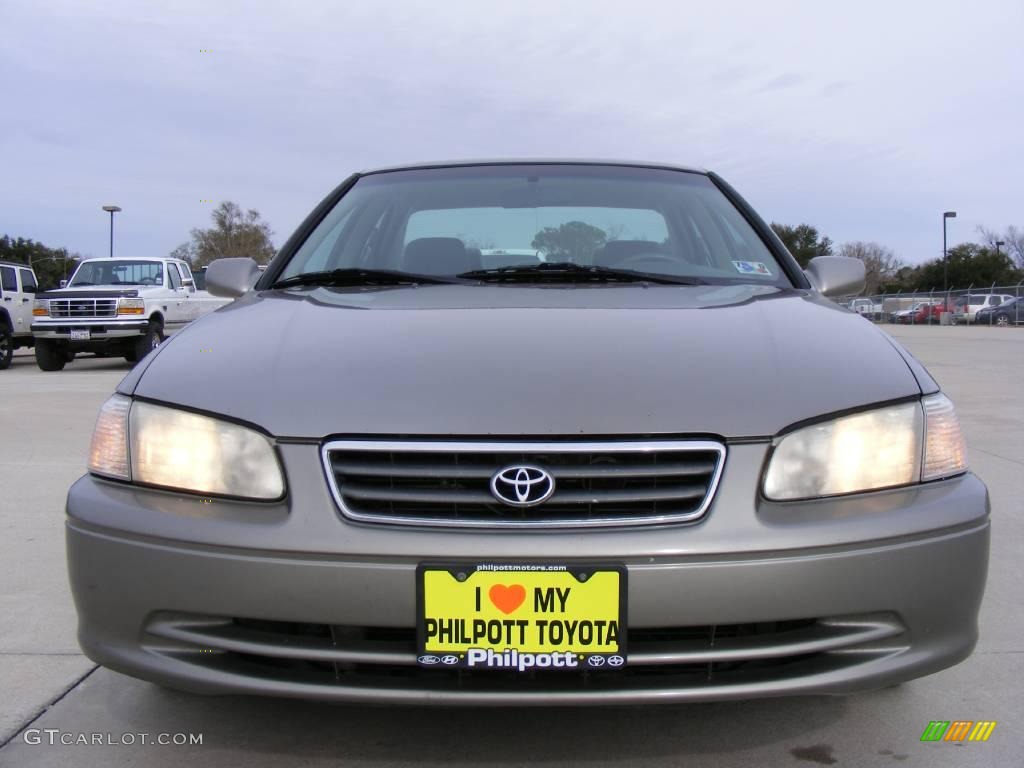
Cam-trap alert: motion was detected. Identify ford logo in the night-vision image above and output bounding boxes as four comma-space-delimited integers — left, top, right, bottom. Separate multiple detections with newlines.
418, 655, 440, 665
490, 465, 556, 507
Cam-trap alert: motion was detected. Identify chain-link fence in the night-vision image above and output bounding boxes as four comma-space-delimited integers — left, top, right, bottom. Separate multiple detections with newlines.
836, 282, 1024, 326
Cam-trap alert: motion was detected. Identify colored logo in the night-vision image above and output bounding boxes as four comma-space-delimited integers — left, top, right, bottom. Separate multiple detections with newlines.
920, 721, 997, 742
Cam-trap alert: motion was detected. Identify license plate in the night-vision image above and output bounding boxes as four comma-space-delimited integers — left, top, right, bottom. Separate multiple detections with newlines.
69, 329, 90, 341
417, 563, 626, 672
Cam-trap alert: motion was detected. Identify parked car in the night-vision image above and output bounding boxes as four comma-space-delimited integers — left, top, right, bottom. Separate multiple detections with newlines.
907, 300, 953, 325
31, 257, 231, 370
892, 301, 938, 324
0, 261, 39, 369
68, 160, 988, 705
975, 296, 1023, 327
846, 298, 881, 320
952, 293, 1014, 324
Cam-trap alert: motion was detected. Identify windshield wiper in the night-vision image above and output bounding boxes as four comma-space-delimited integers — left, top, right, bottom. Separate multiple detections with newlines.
457, 262, 706, 285
271, 268, 457, 289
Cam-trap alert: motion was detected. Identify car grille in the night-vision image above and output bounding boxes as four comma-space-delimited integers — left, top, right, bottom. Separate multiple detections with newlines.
321, 440, 726, 528
47, 298, 118, 318
143, 612, 907, 700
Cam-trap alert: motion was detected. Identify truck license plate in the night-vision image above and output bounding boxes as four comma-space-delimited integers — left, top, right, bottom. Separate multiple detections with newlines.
70, 329, 91, 341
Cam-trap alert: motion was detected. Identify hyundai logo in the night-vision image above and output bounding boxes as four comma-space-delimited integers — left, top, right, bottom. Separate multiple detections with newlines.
490, 465, 556, 507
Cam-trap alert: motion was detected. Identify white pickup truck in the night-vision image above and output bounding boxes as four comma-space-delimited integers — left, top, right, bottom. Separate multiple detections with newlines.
31, 257, 231, 370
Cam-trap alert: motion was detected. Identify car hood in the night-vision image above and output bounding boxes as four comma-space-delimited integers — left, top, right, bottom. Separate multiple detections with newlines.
127, 284, 924, 439
38, 286, 142, 299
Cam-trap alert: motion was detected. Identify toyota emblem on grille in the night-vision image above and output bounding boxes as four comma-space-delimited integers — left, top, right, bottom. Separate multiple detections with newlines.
490, 465, 555, 507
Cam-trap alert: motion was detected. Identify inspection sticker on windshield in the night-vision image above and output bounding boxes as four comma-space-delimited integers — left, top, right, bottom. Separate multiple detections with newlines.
732, 260, 772, 275
417, 563, 626, 672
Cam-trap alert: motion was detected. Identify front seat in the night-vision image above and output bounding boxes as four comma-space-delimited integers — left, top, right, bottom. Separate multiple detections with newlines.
403, 237, 478, 276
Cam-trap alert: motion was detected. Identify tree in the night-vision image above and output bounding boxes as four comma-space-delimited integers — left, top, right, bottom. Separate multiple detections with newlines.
531, 221, 607, 263
0, 235, 82, 290
978, 225, 1024, 270
837, 241, 904, 294
168, 242, 196, 264
182, 202, 276, 268
910, 243, 1021, 290
770, 223, 833, 267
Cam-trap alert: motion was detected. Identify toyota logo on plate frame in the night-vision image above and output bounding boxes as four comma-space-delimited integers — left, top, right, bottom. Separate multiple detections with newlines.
490, 465, 556, 507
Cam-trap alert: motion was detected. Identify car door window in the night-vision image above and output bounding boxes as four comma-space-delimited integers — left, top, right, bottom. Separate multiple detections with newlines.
19, 269, 37, 293
0, 266, 16, 295
167, 264, 182, 290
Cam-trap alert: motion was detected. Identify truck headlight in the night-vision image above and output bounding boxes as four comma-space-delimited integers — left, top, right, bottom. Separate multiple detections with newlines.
763, 394, 967, 501
117, 298, 146, 315
32, 300, 49, 317
88, 395, 284, 500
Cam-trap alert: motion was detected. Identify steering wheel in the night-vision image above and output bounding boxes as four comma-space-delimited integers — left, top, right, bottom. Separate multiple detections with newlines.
138, 277, 157, 285
614, 253, 682, 271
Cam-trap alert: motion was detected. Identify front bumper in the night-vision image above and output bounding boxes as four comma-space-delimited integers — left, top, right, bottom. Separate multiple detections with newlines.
32, 320, 148, 340
65, 443, 990, 705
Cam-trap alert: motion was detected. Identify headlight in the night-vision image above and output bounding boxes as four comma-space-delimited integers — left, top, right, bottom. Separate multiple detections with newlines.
87, 395, 284, 500
117, 298, 145, 315
33, 299, 49, 317
763, 394, 967, 501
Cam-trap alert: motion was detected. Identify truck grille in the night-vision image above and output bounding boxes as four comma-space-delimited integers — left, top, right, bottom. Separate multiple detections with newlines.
47, 298, 118, 318
322, 440, 726, 528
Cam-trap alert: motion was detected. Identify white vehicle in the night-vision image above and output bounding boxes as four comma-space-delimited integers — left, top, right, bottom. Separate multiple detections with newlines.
0, 261, 39, 369
846, 298, 882, 319
31, 257, 231, 371
952, 293, 1014, 324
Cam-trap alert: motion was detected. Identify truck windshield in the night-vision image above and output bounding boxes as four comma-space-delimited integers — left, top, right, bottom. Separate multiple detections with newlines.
276, 165, 793, 288
69, 261, 164, 287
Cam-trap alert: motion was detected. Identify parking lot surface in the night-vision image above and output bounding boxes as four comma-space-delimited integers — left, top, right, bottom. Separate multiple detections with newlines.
1, 325, 1021, 767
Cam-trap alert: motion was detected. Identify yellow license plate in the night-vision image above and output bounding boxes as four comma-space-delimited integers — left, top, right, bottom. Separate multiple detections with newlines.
417, 563, 626, 672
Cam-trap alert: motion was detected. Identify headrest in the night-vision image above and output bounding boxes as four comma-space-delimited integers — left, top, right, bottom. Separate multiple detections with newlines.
403, 237, 476, 275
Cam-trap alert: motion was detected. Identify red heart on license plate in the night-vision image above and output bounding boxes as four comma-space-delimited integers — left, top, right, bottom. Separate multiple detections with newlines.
489, 584, 526, 614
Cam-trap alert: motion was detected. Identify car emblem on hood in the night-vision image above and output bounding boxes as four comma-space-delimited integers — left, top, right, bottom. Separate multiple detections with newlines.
490, 465, 556, 507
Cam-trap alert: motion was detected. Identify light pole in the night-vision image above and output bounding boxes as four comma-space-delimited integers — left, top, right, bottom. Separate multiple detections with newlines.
942, 211, 956, 291
102, 205, 121, 258
995, 240, 1005, 258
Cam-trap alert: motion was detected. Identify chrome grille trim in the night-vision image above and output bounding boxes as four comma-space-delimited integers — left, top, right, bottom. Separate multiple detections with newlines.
47, 298, 118, 318
321, 440, 727, 528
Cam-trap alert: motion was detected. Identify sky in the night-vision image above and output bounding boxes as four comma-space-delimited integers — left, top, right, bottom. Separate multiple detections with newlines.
2, 0, 1022, 266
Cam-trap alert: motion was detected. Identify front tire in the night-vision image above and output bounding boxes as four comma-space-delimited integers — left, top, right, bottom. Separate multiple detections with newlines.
35, 339, 66, 371
0, 326, 13, 370
133, 323, 163, 362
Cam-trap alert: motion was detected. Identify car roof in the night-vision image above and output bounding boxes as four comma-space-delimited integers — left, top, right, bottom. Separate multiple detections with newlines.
0, 260, 33, 269
358, 158, 708, 176
79, 257, 171, 263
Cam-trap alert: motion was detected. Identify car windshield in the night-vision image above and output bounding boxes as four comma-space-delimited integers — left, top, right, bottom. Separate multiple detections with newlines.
69, 260, 164, 287
275, 165, 793, 287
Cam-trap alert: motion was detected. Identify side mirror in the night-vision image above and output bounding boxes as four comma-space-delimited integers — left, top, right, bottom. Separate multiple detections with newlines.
206, 258, 261, 298
23, 284, 37, 294
804, 256, 865, 297
59, 280, 68, 288
181, 278, 195, 292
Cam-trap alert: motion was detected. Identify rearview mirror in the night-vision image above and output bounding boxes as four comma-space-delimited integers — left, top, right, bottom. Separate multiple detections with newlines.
206, 258, 261, 298
804, 257, 865, 297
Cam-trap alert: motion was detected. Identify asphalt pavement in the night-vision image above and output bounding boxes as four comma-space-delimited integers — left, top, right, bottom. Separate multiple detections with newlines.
0, 325, 1021, 767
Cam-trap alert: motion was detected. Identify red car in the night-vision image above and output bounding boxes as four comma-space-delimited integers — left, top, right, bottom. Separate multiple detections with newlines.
904, 301, 951, 324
